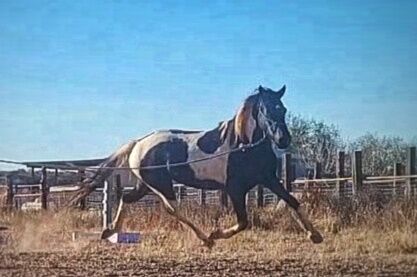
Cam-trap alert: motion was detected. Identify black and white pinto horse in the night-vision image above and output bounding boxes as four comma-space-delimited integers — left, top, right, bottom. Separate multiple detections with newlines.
71, 85, 323, 247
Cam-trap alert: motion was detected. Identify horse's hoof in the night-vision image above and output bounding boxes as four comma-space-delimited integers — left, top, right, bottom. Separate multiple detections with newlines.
101, 228, 116, 240
208, 229, 222, 240
308, 231, 323, 244
202, 238, 215, 249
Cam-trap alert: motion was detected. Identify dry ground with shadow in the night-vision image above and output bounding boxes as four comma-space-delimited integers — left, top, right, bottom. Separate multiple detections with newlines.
1, 194, 417, 276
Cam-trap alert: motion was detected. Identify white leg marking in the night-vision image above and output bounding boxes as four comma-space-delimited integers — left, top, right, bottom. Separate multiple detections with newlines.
111, 198, 125, 231
209, 222, 247, 240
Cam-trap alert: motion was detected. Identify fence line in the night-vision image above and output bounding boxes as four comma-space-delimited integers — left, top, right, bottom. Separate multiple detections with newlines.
365, 175, 417, 180
1, 147, 416, 214
292, 177, 352, 184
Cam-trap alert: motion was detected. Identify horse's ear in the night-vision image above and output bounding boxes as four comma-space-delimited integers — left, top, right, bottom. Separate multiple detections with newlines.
234, 101, 256, 144
277, 85, 286, 98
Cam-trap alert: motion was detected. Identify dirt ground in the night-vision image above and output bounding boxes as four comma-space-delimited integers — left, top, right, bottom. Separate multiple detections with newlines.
1, 201, 417, 276
0, 253, 414, 276
1, 234, 417, 276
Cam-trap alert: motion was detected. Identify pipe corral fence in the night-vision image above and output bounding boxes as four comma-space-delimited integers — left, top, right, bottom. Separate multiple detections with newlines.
1, 147, 416, 230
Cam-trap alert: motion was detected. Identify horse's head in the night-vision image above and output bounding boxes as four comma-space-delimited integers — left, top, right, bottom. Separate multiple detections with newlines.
235, 85, 291, 149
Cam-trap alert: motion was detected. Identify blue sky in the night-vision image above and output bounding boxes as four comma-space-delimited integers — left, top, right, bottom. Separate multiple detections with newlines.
0, 0, 416, 168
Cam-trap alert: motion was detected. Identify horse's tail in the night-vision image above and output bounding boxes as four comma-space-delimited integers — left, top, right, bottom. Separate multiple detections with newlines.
88, 139, 138, 184
67, 140, 138, 207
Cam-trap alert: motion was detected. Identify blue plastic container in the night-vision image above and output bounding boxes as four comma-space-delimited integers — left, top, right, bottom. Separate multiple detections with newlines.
116, 232, 141, 244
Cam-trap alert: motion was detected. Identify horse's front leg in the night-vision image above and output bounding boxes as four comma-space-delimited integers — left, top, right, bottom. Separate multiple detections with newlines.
208, 190, 248, 241
266, 179, 323, 243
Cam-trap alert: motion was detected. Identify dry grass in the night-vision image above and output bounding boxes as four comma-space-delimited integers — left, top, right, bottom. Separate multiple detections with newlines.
1, 194, 417, 276
1, 193, 417, 258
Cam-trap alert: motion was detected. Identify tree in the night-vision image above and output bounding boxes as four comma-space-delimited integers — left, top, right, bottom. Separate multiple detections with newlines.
287, 114, 345, 176
287, 114, 411, 177
349, 133, 408, 176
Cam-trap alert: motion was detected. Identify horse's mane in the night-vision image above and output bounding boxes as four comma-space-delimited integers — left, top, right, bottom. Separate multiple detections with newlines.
234, 89, 261, 143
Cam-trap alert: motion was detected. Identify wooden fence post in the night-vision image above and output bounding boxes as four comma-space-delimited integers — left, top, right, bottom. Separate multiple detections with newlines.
200, 189, 206, 206
352, 151, 363, 195
102, 180, 112, 230
54, 168, 58, 186
393, 162, 403, 197
220, 189, 228, 209
406, 147, 416, 197
314, 162, 322, 179
40, 167, 48, 210
282, 153, 292, 192
14, 182, 18, 209
115, 174, 122, 205
305, 171, 313, 191
335, 151, 345, 198
256, 185, 264, 208
176, 185, 184, 204
291, 164, 297, 181
78, 169, 86, 209
6, 175, 14, 210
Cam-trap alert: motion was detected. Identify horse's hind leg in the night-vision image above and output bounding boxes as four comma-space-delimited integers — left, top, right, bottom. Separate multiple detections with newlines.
144, 184, 213, 247
101, 183, 149, 239
208, 189, 248, 241
266, 179, 323, 244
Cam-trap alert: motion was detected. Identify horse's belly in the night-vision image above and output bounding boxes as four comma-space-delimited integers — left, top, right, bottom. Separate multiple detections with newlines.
187, 148, 228, 185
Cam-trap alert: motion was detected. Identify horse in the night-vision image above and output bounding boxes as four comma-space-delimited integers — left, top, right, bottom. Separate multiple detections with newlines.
69, 85, 323, 247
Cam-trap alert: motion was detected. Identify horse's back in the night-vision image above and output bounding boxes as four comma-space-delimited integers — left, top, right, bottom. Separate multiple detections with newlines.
129, 130, 202, 168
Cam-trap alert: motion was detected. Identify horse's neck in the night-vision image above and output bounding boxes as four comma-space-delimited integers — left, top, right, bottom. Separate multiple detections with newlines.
206, 117, 267, 150
212, 118, 239, 148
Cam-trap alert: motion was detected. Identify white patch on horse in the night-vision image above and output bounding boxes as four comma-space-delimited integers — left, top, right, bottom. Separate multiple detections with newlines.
245, 113, 257, 143
235, 102, 257, 143
128, 131, 172, 179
